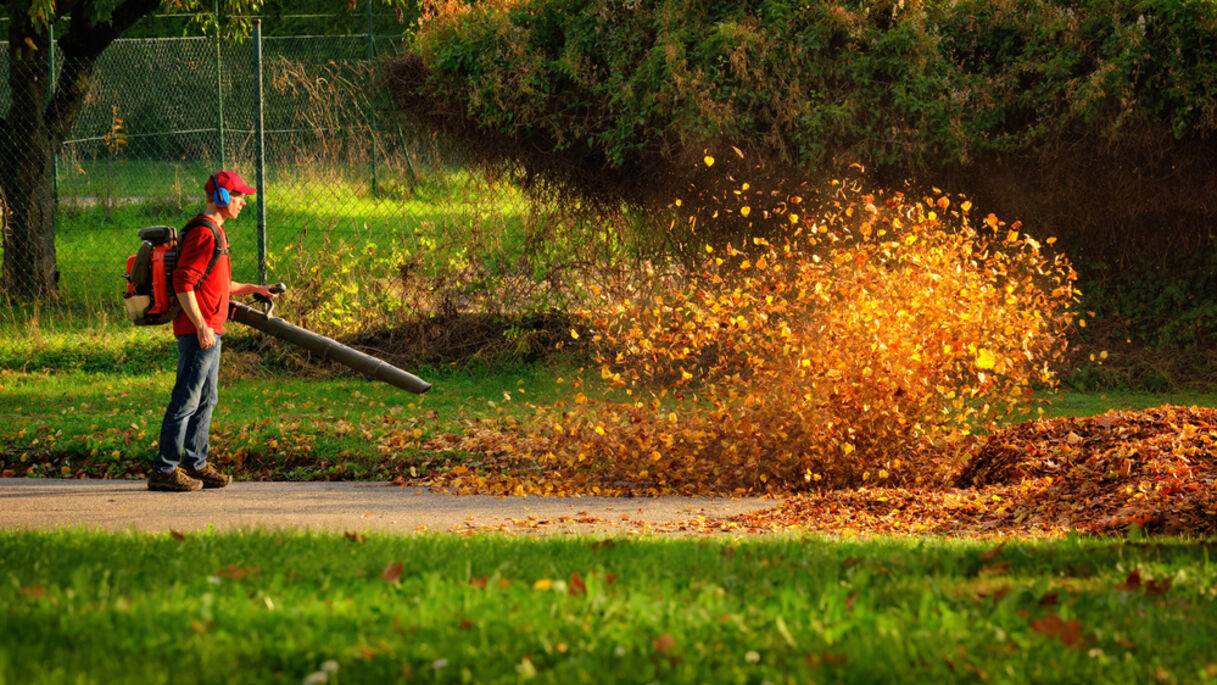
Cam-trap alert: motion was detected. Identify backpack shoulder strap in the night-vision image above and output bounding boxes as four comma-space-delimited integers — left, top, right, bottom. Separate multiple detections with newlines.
180, 216, 229, 280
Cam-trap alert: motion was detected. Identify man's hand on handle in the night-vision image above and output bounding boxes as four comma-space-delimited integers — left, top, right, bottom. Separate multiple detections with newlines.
252, 282, 287, 304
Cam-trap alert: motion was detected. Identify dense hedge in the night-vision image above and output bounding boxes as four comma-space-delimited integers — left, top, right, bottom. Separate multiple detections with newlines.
395, 0, 1215, 174
388, 0, 1217, 363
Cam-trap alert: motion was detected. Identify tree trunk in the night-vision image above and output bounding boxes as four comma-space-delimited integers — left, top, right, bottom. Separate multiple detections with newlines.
1, 0, 162, 301
1, 16, 59, 301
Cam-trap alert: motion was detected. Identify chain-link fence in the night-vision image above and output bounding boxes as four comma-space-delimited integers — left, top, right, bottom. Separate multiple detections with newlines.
0, 9, 553, 339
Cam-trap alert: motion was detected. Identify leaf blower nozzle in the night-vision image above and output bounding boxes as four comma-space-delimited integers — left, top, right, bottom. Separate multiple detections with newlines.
230, 284, 431, 394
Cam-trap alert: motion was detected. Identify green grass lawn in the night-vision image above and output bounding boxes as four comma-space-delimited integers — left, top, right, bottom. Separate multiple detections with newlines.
30, 160, 537, 312
0, 332, 570, 480
1, 317, 1215, 482
1, 530, 1214, 684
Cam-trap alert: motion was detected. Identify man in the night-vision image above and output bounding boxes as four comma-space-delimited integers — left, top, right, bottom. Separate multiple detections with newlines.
148, 171, 277, 492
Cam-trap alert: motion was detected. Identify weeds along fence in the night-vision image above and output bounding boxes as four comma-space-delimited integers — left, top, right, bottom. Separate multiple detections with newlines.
0, 10, 588, 347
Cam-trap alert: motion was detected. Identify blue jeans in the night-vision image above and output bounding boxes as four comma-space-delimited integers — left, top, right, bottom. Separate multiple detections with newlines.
154, 334, 222, 474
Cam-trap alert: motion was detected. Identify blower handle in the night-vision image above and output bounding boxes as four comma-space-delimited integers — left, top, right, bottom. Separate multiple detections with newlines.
252, 282, 287, 315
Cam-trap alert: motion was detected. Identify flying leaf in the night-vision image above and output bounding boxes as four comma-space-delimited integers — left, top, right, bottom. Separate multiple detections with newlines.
975, 349, 996, 370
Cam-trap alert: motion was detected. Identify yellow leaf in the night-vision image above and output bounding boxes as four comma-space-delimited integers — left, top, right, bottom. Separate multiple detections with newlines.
1006, 230, 1019, 243
740, 206, 751, 217
570, 329, 579, 340
704, 156, 715, 167
961, 200, 973, 212
975, 349, 997, 370
533, 579, 553, 590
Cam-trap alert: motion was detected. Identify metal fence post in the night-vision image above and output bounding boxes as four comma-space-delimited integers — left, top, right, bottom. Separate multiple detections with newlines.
215, 1, 226, 169
366, 0, 379, 197
252, 18, 267, 285
49, 21, 59, 208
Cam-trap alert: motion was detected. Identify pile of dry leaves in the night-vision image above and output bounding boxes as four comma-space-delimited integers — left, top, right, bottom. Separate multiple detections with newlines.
723, 405, 1217, 536
427, 405, 1217, 537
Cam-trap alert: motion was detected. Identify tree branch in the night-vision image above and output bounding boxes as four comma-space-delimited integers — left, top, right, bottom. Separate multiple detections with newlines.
60, 0, 163, 62
46, 0, 161, 138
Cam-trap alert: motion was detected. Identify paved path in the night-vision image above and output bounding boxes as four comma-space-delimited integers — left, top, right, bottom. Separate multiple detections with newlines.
0, 480, 774, 535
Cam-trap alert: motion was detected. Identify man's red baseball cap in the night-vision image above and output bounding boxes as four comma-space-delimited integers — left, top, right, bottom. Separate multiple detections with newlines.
205, 170, 256, 196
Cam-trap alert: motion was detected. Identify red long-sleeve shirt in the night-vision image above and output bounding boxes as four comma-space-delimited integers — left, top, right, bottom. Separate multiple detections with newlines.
171, 216, 231, 336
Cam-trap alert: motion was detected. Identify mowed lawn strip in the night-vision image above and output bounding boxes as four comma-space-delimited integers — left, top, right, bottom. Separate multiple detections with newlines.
3, 336, 1216, 482
1, 530, 1215, 684
0, 358, 570, 480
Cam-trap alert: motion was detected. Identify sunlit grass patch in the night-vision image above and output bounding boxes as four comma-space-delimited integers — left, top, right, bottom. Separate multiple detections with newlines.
1, 530, 1215, 684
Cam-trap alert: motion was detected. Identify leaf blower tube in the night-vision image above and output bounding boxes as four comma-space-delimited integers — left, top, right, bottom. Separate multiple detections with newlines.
229, 284, 431, 394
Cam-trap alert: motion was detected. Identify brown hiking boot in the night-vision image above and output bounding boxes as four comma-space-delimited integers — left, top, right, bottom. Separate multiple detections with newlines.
183, 463, 232, 489
148, 468, 203, 492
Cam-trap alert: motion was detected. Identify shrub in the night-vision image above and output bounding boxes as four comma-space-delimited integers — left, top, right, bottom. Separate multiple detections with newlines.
391, 0, 1217, 330
398, 0, 1217, 184
488, 172, 1077, 494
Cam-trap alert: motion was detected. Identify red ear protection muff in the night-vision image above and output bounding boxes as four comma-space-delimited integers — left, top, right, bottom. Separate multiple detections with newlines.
210, 174, 230, 207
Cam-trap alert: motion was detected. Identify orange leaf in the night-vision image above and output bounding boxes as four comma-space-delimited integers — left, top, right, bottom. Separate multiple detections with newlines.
1115, 570, 1142, 591
653, 633, 676, 653
382, 561, 404, 584
979, 541, 1006, 562
1031, 613, 1081, 647
569, 571, 587, 596
215, 565, 260, 579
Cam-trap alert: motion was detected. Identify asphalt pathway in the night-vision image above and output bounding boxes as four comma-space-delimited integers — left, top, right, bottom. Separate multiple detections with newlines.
0, 480, 774, 535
